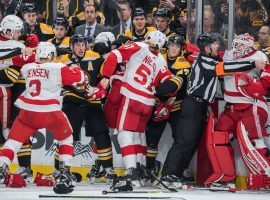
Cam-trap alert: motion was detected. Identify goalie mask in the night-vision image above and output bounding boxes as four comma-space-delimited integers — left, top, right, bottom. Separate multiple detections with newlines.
232, 33, 255, 59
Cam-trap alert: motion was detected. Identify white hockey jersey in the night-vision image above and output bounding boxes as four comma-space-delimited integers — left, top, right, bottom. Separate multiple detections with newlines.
15, 62, 84, 112
102, 42, 173, 105
223, 50, 268, 112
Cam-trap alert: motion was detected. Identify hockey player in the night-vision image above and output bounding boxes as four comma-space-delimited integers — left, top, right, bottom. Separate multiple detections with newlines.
197, 33, 270, 189
145, 34, 191, 180
0, 15, 35, 142
48, 16, 71, 57
20, 3, 54, 41
154, 8, 176, 44
124, 8, 156, 42
101, 30, 182, 190
0, 42, 85, 193
54, 34, 116, 183
160, 33, 266, 188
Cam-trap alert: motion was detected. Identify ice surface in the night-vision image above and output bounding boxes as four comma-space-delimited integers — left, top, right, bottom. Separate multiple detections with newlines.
0, 182, 269, 200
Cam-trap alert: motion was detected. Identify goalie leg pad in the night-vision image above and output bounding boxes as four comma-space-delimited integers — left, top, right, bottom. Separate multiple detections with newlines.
236, 122, 270, 176
197, 113, 236, 185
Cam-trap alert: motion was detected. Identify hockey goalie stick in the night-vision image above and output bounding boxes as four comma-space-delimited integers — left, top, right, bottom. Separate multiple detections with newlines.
39, 194, 181, 199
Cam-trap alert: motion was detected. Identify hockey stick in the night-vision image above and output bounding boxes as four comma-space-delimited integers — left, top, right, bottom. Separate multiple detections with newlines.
14, 0, 23, 15
109, 0, 124, 35
147, 172, 178, 193
39, 194, 179, 199
102, 190, 177, 194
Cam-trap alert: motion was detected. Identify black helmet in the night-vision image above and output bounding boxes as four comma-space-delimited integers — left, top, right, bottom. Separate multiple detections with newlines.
154, 8, 172, 19
85, 35, 95, 44
196, 33, 217, 52
21, 3, 36, 14
70, 34, 86, 48
168, 34, 185, 46
132, 8, 146, 18
53, 16, 69, 30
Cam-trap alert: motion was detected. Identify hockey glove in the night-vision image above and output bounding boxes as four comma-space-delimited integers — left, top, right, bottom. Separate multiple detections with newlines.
247, 173, 270, 189
86, 83, 107, 100
53, 171, 76, 194
153, 99, 174, 122
34, 172, 55, 186
4, 173, 26, 188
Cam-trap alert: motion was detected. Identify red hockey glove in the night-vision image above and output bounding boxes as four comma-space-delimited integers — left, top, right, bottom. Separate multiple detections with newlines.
247, 173, 270, 190
153, 102, 173, 122
235, 72, 266, 99
34, 172, 55, 186
86, 83, 107, 100
4, 173, 26, 188
25, 34, 39, 48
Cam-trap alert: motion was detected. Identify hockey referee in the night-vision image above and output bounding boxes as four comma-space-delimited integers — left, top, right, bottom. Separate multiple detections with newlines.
160, 33, 266, 186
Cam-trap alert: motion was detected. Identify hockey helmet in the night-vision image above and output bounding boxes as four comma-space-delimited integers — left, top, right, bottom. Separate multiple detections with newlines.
145, 30, 166, 49
0, 15, 24, 38
36, 42, 57, 61
53, 16, 69, 30
132, 8, 146, 19
94, 32, 115, 47
21, 3, 36, 14
196, 33, 217, 52
168, 34, 185, 47
69, 34, 87, 48
154, 8, 172, 19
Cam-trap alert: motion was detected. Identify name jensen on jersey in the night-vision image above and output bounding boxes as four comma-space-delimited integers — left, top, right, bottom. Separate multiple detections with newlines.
26, 68, 49, 79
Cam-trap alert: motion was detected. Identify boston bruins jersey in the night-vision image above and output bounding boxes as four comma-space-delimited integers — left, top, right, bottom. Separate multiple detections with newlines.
48, 37, 71, 56
258, 45, 270, 61
125, 27, 156, 42
55, 50, 104, 105
163, 54, 191, 112
34, 23, 54, 42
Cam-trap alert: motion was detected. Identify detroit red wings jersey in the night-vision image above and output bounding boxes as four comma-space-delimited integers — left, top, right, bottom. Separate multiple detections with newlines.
15, 62, 84, 112
223, 50, 268, 111
103, 42, 173, 106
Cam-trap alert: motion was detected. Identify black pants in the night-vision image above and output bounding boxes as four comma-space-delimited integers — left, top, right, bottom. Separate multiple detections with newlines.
146, 110, 180, 169
161, 95, 208, 178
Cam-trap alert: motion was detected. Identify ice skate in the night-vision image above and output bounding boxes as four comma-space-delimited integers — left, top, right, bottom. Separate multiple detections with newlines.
0, 164, 8, 184
86, 159, 106, 184
110, 178, 133, 192
104, 167, 117, 184
160, 175, 183, 189
53, 165, 76, 194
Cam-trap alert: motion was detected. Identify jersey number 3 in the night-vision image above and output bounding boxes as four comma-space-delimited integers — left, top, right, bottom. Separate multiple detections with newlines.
29, 80, 41, 97
134, 64, 151, 85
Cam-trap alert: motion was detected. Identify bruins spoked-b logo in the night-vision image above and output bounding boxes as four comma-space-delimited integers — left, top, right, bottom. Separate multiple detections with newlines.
73, 70, 90, 92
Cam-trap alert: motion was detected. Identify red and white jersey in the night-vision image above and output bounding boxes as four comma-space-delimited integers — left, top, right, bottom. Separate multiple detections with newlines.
103, 42, 173, 105
223, 50, 268, 112
15, 62, 84, 112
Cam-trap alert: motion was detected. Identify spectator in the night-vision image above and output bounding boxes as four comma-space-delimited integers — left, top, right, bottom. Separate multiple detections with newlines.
258, 22, 270, 61
75, 3, 107, 37
111, 0, 132, 36
0, 0, 17, 16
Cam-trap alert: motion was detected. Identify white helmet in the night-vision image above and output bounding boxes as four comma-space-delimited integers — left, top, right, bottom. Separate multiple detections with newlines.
94, 32, 115, 47
0, 15, 24, 36
36, 42, 57, 61
145, 30, 166, 49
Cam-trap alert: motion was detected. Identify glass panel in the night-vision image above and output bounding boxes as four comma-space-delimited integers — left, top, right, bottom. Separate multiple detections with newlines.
203, 0, 229, 51
234, 0, 268, 40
